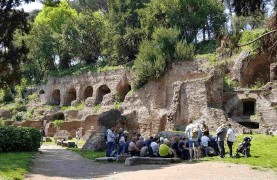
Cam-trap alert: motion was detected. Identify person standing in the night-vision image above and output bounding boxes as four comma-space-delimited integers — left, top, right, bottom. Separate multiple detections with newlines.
201, 121, 209, 136
106, 128, 115, 157
76, 128, 81, 147
40, 127, 45, 145
226, 124, 235, 157
185, 120, 200, 162
216, 123, 227, 158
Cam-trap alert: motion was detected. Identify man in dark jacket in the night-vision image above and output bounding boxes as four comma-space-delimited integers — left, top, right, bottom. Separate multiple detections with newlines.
216, 123, 227, 158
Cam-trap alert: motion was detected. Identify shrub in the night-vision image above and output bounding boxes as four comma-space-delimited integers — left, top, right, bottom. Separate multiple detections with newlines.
239, 28, 265, 55
0, 127, 41, 152
0, 118, 4, 126
0, 88, 14, 103
196, 40, 217, 54
223, 75, 238, 91
53, 120, 64, 129
134, 27, 194, 87
27, 93, 39, 102
93, 104, 101, 113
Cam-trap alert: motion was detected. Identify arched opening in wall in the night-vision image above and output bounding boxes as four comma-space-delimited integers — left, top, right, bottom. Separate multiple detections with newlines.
96, 85, 111, 104
238, 122, 259, 129
39, 89, 45, 95
116, 81, 131, 102
53, 112, 65, 120
64, 88, 77, 106
242, 99, 256, 116
51, 89, 60, 105
84, 86, 93, 100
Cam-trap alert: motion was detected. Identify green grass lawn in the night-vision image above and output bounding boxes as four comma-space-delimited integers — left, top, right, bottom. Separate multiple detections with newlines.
0, 151, 36, 180
203, 134, 277, 171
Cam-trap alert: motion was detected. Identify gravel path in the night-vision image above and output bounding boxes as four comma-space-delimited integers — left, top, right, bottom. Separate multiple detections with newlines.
25, 145, 277, 180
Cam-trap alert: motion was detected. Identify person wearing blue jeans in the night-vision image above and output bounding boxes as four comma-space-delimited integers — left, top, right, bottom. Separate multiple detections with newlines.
118, 130, 129, 155
106, 128, 115, 157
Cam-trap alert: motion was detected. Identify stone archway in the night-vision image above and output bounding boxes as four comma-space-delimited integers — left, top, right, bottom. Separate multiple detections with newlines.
116, 81, 131, 102
64, 88, 77, 106
39, 89, 45, 95
96, 85, 111, 105
51, 89, 61, 106
83, 86, 93, 100
39, 89, 46, 103
53, 112, 65, 120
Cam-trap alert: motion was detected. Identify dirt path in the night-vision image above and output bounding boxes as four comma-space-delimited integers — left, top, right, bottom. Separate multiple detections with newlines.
25, 145, 276, 180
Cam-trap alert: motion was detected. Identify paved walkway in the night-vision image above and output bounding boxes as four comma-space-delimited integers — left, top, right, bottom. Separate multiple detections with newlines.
25, 145, 277, 180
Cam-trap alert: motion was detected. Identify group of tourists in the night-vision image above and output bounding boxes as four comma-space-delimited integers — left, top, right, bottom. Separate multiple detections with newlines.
105, 120, 236, 162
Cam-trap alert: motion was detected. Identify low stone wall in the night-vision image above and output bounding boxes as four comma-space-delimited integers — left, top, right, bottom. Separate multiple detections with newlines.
125, 157, 182, 166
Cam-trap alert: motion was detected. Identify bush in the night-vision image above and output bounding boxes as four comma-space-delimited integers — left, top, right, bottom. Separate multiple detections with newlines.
0, 88, 14, 103
239, 29, 265, 54
0, 127, 41, 152
53, 120, 64, 129
134, 27, 194, 87
196, 40, 217, 54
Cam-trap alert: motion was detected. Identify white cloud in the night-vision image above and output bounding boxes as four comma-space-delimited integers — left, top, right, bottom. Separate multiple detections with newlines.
17, 2, 43, 12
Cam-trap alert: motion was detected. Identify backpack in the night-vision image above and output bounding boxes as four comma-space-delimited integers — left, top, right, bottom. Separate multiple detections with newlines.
190, 126, 198, 139
148, 145, 154, 157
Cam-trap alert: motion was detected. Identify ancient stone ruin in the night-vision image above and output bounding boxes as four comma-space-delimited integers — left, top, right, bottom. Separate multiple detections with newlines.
1, 52, 277, 150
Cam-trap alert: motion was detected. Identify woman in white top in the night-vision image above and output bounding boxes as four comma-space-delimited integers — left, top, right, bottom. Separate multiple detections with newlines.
226, 124, 235, 157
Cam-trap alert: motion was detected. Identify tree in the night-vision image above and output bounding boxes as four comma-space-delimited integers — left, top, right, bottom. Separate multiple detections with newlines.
101, 0, 149, 65
231, 0, 268, 16
28, 0, 78, 71
0, 0, 33, 88
66, 10, 104, 65
139, 0, 225, 43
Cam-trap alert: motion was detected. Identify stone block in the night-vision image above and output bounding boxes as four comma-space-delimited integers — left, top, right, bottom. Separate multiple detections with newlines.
116, 154, 131, 163
57, 140, 62, 145
125, 157, 181, 166
95, 157, 117, 162
45, 137, 52, 142
67, 141, 75, 148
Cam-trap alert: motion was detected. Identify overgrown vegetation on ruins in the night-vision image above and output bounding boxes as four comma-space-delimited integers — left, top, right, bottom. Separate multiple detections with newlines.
0, 0, 276, 122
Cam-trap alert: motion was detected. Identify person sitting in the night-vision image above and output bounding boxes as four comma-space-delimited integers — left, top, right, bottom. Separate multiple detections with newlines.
159, 138, 175, 158
136, 136, 144, 150
171, 136, 182, 158
140, 145, 149, 157
128, 137, 140, 156
118, 130, 128, 155
178, 136, 189, 160
200, 131, 210, 157
150, 137, 160, 157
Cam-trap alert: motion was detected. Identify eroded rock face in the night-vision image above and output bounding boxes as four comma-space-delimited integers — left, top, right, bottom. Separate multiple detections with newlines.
231, 51, 270, 87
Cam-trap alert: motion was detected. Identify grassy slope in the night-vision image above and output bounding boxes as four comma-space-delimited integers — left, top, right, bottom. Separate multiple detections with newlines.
0, 152, 36, 180
204, 134, 277, 171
